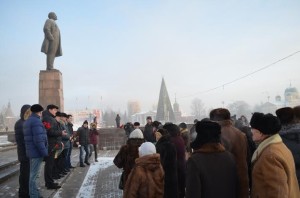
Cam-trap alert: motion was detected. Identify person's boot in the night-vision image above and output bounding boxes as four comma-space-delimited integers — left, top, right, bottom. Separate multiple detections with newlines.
46, 183, 61, 189
80, 163, 85, 167
84, 161, 90, 165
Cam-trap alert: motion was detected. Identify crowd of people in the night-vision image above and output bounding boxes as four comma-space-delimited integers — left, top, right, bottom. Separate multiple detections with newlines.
114, 107, 300, 198
14, 104, 99, 198
13, 102, 300, 198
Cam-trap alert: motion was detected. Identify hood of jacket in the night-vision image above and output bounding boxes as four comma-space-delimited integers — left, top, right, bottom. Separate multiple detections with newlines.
20, 104, 31, 120
135, 153, 161, 171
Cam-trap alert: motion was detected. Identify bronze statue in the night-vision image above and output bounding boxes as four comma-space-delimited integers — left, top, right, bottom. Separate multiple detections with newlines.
41, 12, 62, 70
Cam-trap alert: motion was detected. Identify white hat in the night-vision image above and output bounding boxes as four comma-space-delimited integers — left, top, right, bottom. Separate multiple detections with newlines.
138, 142, 156, 157
129, 129, 144, 139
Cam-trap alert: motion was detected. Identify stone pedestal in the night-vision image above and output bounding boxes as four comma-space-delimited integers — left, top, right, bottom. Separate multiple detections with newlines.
39, 70, 64, 111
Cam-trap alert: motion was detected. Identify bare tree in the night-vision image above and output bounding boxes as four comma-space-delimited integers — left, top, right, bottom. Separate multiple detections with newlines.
190, 98, 206, 119
227, 100, 251, 119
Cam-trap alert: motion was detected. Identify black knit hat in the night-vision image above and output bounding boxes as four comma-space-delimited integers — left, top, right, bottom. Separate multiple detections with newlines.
60, 112, 68, 118
83, 120, 88, 125
275, 107, 294, 125
191, 120, 221, 149
210, 108, 231, 121
47, 104, 59, 110
55, 111, 62, 117
250, 113, 281, 135
30, 104, 44, 113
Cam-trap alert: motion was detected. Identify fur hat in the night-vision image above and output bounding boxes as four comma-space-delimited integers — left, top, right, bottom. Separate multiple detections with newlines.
178, 122, 187, 129
293, 106, 300, 121
163, 123, 180, 137
90, 122, 97, 128
152, 121, 161, 128
30, 104, 44, 113
55, 111, 62, 117
47, 104, 59, 110
250, 113, 281, 135
129, 129, 144, 139
139, 142, 156, 157
275, 107, 294, 125
209, 108, 231, 121
60, 112, 68, 118
133, 122, 140, 126
191, 120, 221, 149
83, 120, 88, 125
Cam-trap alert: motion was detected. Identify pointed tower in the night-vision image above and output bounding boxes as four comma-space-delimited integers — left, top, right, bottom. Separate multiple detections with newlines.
156, 78, 176, 123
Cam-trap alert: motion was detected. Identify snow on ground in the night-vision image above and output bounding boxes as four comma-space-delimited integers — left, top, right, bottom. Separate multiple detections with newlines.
76, 157, 114, 198
0, 135, 13, 146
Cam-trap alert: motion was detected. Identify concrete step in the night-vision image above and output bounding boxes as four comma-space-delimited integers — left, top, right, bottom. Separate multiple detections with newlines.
0, 160, 20, 184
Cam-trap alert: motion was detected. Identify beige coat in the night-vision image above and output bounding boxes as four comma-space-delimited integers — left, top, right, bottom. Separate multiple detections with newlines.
218, 120, 249, 198
251, 134, 300, 198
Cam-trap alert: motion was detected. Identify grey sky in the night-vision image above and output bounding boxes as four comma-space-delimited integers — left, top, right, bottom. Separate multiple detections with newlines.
0, 0, 300, 116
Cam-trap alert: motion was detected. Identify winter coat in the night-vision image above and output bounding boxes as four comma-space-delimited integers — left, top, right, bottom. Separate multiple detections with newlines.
42, 110, 62, 150
280, 123, 300, 186
123, 154, 164, 198
170, 135, 186, 198
251, 134, 300, 198
156, 135, 178, 198
14, 105, 31, 162
114, 138, 144, 188
23, 114, 48, 158
60, 122, 70, 149
180, 128, 191, 153
67, 122, 74, 134
186, 143, 238, 198
89, 128, 99, 145
218, 120, 249, 198
77, 126, 90, 146
144, 123, 155, 143
41, 19, 62, 56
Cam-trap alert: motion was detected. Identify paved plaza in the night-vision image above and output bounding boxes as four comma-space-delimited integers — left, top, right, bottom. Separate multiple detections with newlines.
0, 148, 123, 198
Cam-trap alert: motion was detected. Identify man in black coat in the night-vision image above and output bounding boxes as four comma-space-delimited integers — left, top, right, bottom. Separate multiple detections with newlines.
77, 120, 90, 167
42, 104, 67, 189
14, 104, 31, 198
155, 128, 178, 198
143, 116, 156, 143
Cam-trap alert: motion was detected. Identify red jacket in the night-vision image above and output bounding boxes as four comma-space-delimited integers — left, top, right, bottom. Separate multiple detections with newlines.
89, 128, 99, 145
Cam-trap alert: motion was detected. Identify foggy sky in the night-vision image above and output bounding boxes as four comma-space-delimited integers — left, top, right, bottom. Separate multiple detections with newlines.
1, 0, 300, 117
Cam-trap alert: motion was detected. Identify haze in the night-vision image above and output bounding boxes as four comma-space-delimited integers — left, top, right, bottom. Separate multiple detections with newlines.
1, 0, 300, 116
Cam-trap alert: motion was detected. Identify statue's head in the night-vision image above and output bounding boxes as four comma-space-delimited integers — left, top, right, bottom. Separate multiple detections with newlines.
48, 12, 57, 20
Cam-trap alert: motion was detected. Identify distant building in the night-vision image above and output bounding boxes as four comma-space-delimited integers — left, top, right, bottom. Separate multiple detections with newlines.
67, 108, 102, 129
173, 97, 182, 123
2, 102, 17, 131
131, 111, 157, 125
156, 78, 176, 123
259, 85, 300, 114
127, 101, 141, 118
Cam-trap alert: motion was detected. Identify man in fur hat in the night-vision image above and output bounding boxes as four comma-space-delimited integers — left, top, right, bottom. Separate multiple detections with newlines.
250, 112, 300, 197
210, 108, 249, 198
